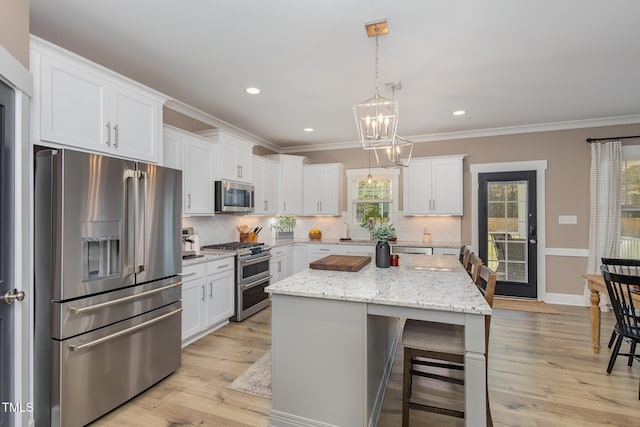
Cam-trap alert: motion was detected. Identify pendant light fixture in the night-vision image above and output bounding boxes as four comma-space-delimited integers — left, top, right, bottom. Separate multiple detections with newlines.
354, 20, 398, 150
354, 20, 413, 168
367, 149, 373, 184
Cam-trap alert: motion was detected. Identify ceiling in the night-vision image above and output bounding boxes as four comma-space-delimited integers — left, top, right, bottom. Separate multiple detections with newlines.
29, 0, 640, 151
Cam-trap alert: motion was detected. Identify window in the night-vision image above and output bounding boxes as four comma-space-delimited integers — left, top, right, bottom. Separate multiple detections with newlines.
346, 168, 399, 239
620, 157, 640, 258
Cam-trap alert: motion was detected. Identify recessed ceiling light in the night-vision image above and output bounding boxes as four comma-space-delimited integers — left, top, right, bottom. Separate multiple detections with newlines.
303, 128, 314, 132
453, 110, 467, 116
245, 87, 261, 95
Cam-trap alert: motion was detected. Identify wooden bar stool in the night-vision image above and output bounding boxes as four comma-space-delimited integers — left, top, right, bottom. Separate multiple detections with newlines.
402, 265, 496, 426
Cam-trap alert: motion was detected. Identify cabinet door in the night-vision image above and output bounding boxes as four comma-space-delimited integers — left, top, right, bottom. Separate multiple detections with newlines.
280, 156, 303, 215
263, 161, 278, 214
292, 244, 308, 274
270, 256, 284, 284
162, 128, 184, 170
235, 143, 253, 182
182, 278, 205, 341
39, 54, 110, 152
303, 167, 320, 215
253, 157, 278, 215
184, 138, 214, 214
307, 245, 340, 263
403, 161, 432, 215
431, 158, 463, 215
111, 87, 160, 163
318, 166, 339, 214
204, 269, 235, 327
219, 138, 239, 181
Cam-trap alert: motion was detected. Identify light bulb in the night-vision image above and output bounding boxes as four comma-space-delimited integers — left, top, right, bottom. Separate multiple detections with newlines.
367, 173, 372, 184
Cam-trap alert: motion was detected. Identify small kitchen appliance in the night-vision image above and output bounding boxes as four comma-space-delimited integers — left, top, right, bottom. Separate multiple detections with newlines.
214, 180, 255, 213
182, 227, 201, 259
201, 241, 271, 321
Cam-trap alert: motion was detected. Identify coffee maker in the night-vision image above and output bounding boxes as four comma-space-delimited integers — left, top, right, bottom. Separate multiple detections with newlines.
181, 227, 201, 259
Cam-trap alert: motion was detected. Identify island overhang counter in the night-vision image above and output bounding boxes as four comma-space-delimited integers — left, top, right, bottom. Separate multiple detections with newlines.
265, 254, 491, 427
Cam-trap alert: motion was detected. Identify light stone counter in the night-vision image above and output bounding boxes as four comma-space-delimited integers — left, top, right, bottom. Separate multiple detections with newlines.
265, 238, 461, 249
181, 252, 234, 267
266, 254, 490, 315
267, 254, 490, 427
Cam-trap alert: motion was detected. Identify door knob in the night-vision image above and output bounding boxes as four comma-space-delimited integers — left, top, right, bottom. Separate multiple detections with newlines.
529, 239, 537, 244
4, 289, 25, 305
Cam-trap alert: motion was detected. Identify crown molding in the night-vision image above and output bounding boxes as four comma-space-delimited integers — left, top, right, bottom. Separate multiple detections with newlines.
280, 114, 640, 154
164, 98, 281, 153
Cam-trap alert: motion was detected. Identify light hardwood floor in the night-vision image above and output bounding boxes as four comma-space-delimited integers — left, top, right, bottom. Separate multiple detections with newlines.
92, 305, 639, 426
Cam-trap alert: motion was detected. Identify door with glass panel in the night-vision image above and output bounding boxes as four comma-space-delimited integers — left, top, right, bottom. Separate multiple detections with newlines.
478, 171, 537, 298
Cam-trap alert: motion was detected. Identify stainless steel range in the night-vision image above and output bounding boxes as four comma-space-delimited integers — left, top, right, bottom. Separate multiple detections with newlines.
201, 242, 271, 321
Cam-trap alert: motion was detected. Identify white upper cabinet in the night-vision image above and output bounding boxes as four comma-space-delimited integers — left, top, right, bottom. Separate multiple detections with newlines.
303, 163, 344, 216
197, 129, 254, 183
253, 156, 279, 215
265, 154, 307, 215
403, 155, 464, 216
163, 125, 215, 216
30, 36, 166, 163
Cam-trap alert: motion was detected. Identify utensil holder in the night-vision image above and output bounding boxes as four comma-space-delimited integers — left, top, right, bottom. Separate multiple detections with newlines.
240, 232, 257, 243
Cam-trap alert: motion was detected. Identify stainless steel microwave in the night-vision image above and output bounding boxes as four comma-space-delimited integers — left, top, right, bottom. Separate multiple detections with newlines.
214, 180, 255, 213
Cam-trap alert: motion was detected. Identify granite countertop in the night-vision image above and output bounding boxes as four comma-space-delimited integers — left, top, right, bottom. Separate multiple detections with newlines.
181, 252, 235, 267
266, 254, 491, 315
265, 238, 461, 249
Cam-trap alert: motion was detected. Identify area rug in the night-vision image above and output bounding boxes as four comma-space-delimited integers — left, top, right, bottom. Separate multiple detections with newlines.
227, 349, 272, 399
493, 297, 558, 314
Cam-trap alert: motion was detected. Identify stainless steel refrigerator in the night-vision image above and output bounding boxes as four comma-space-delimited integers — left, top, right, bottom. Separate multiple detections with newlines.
34, 148, 182, 427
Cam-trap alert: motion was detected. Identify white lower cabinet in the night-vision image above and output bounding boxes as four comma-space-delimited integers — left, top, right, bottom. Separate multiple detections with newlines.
181, 257, 235, 347
307, 244, 342, 263
205, 259, 235, 327
433, 247, 460, 256
270, 246, 291, 284
181, 264, 206, 343
291, 244, 309, 275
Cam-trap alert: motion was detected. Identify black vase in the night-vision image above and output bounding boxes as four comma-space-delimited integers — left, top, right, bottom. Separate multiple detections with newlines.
376, 241, 391, 268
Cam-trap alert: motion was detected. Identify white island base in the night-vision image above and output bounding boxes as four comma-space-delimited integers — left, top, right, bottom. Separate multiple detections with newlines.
267, 255, 489, 427
270, 294, 400, 427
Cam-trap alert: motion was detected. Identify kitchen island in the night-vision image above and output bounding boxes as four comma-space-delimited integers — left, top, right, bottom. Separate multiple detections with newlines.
266, 254, 491, 427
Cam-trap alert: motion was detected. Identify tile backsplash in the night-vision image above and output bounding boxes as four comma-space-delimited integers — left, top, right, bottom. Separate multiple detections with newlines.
183, 213, 460, 245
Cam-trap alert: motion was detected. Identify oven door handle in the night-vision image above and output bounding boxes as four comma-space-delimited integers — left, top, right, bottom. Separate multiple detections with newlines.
239, 254, 272, 267
68, 308, 182, 352
240, 275, 272, 291
67, 282, 181, 314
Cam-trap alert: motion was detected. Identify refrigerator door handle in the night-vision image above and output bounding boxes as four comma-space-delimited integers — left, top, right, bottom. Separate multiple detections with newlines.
68, 308, 182, 352
124, 169, 137, 275
137, 170, 148, 273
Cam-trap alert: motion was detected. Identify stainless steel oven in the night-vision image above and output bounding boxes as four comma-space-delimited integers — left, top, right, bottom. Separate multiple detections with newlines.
201, 241, 271, 321
237, 252, 271, 321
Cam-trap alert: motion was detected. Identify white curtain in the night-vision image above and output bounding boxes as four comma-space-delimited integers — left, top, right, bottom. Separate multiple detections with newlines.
584, 139, 622, 309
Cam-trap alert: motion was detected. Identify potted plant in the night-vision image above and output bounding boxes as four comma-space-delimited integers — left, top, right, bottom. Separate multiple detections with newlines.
270, 216, 297, 240
370, 222, 395, 268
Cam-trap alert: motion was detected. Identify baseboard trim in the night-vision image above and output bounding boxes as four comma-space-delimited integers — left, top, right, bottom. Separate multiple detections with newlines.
543, 293, 587, 306
545, 247, 589, 257
269, 410, 338, 427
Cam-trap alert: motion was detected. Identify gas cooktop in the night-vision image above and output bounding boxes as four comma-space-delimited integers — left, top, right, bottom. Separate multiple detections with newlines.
201, 241, 270, 258
201, 242, 265, 251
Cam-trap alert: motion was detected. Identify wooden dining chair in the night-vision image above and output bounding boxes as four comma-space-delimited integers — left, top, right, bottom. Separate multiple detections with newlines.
402, 265, 497, 426
600, 258, 640, 371
461, 247, 472, 271
467, 253, 483, 283
600, 268, 640, 399
458, 245, 466, 264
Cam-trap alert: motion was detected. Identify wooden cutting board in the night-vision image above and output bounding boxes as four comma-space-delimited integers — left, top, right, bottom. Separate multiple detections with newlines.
309, 255, 371, 272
